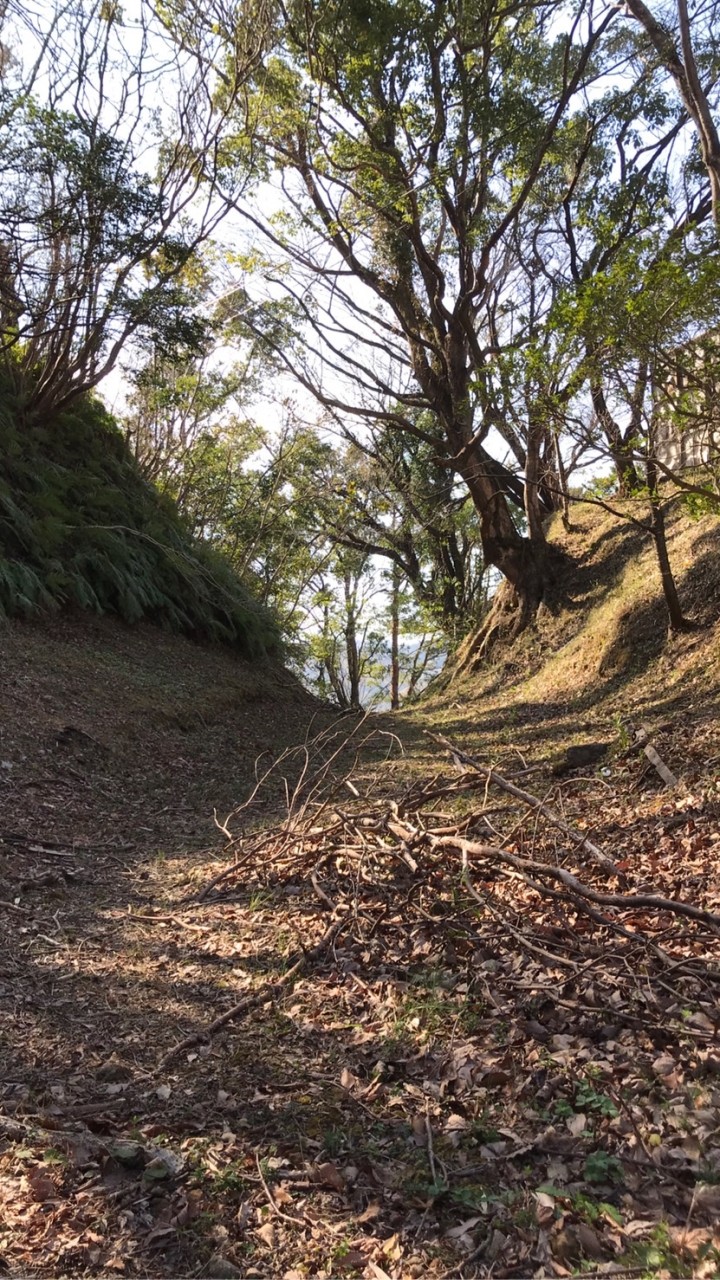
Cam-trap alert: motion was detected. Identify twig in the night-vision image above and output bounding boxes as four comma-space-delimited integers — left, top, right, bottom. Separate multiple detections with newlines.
158, 918, 344, 1068
255, 1153, 305, 1225
426, 731, 619, 874
430, 833, 720, 931
460, 852, 580, 970
425, 1101, 437, 1184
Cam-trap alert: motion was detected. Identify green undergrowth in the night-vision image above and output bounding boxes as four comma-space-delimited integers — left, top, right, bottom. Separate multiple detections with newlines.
0, 387, 280, 656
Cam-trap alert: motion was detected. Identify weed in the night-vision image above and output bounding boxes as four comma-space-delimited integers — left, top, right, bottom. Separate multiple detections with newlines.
209, 1164, 248, 1194
450, 1184, 489, 1211
468, 1116, 502, 1144
583, 1150, 623, 1184
248, 888, 273, 912
42, 1148, 67, 1166
403, 1175, 449, 1202
322, 1126, 346, 1157
575, 1080, 619, 1118
620, 1222, 694, 1277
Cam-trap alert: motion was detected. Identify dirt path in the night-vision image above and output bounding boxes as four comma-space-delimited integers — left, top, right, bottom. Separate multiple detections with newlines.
2, 614, 720, 1279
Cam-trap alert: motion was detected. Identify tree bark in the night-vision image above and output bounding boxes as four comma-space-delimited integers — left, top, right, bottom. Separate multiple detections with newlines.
390, 562, 400, 711
454, 441, 561, 637
524, 416, 548, 544
590, 378, 641, 495
646, 456, 692, 630
343, 571, 362, 710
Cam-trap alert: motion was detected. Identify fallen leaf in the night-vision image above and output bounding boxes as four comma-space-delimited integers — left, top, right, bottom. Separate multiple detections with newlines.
367, 1264, 392, 1280
25, 1168, 57, 1202
255, 1222, 277, 1248
311, 1161, 346, 1192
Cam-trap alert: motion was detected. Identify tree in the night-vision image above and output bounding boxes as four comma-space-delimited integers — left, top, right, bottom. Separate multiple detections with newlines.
623, 0, 720, 226
0, 0, 270, 418
317, 424, 488, 640
307, 550, 387, 710
552, 227, 720, 629
197, 0, 640, 644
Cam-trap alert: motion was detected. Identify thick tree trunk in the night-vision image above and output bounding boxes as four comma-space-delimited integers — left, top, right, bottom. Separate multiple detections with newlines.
457, 446, 559, 609
590, 379, 641, 495
524, 420, 547, 544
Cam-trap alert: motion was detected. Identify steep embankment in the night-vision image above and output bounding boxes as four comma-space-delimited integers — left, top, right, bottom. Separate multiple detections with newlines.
0, 390, 278, 656
0, 612, 324, 853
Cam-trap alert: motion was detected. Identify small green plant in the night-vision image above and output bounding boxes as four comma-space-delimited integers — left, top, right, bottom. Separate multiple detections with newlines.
322, 1126, 346, 1157
247, 888, 273, 912
209, 1164, 248, 1194
450, 1184, 489, 1211
403, 1174, 449, 1202
42, 1148, 67, 1166
620, 1221, 694, 1277
553, 1098, 575, 1119
583, 1149, 623, 1184
613, 713, 632, 750
575, 1080, 619, 1118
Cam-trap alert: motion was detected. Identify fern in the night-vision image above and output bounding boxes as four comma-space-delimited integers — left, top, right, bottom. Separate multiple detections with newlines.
0, 381, 280, 656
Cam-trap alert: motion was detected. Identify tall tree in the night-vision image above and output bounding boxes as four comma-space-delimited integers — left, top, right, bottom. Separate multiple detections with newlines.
200, 0, 632, 644
0, 0, 271, 417
623, 0, 720, 225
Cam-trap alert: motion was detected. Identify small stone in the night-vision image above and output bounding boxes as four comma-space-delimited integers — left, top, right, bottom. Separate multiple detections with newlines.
206, 1255, 243, 1278
110, 1141, 146, 1169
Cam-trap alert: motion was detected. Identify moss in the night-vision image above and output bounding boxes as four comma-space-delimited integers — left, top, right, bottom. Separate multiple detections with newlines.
0, 385, 280, 656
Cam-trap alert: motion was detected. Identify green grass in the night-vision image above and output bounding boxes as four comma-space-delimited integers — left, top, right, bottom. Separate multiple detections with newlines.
0, 383, 280, 656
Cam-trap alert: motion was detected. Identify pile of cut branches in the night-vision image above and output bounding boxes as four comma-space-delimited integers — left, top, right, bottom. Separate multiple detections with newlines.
150, 719, 720, 1277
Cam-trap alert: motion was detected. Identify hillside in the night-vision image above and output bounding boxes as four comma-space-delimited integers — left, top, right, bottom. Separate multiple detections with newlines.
0, 391, 278, 656
412, 496, 720, 773
0, 503, 719, 1280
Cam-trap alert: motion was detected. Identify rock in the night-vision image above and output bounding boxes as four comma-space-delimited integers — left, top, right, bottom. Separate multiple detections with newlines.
142, 1148, 183, 1181
110, 1140, 146, 1169
96, 1056, 132, 1082
552, 743, 609, 776
207, 1255, 243, 1278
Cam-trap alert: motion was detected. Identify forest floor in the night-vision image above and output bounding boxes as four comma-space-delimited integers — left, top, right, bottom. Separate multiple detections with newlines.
2, 503, 720, 1280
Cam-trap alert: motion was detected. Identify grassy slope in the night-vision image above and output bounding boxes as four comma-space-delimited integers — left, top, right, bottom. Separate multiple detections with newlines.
410, 496, 720, 770
0, 390, 279, 657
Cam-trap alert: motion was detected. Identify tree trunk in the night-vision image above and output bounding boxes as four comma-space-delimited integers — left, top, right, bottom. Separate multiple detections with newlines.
553, 432, 572, 531
390, 562, 400, 711
343, 571, 362, 710
524, 418, 547, 544
646, 458, 692, 631
457, 444, 563, 631
590, 379, 641, 495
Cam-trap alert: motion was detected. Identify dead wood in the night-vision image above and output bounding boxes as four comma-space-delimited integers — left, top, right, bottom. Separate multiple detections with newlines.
428, 833, 720, 933
425, 730, 620, 874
